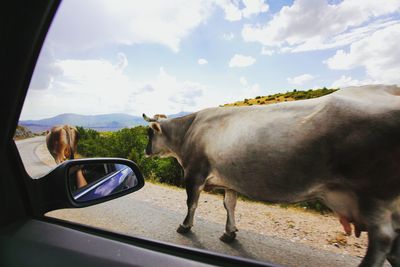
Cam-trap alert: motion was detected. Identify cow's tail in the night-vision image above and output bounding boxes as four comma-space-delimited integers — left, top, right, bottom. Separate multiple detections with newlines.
64, 125, 75, 160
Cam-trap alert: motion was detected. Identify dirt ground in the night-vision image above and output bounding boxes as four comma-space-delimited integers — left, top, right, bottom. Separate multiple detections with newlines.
136, 182, 368, 258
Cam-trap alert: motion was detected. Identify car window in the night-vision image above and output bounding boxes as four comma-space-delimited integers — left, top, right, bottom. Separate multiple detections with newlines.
14, 1, 400, 267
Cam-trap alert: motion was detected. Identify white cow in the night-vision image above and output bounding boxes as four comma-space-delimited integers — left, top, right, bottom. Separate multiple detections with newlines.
144, 85, 400, 267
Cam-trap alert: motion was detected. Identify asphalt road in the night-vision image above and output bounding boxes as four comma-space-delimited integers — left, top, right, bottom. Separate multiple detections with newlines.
15, 136, 369, 267
16, 136, 53, 178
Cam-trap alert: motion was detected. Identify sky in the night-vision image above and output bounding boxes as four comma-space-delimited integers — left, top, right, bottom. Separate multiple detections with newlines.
20, 0, 400, 120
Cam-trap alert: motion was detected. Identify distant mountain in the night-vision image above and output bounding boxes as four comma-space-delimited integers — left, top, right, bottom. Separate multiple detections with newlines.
19, 112, 191, 133
167, 111, 191, 119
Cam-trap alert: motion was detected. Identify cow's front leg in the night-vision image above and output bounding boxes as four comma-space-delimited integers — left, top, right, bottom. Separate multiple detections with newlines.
220, 189, 238, 243
177, 178, 204, 234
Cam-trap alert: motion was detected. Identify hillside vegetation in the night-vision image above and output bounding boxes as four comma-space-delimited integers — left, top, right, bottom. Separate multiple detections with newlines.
14, 125, 36, 140
223, 87, 337, 107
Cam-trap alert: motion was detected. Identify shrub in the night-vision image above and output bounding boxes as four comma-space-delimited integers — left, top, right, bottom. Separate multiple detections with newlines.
14, 125, 34, 139
77, 126, 184, 187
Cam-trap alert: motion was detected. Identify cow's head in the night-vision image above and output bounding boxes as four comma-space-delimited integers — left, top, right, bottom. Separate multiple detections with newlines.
143, 113, 171, 157
46, 125, 79, 164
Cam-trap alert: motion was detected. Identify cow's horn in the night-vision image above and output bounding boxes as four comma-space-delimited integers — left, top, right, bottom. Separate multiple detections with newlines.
143, 113, 157, 122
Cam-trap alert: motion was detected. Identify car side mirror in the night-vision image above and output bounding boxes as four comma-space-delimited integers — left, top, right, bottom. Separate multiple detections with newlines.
26, 158, 144, 215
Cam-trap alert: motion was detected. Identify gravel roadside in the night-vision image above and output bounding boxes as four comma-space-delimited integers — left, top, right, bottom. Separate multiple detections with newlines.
133, 182, 368, 258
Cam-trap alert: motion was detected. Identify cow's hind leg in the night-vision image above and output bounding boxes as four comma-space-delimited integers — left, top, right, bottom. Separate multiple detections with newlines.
177, 177, 204, 234
220, 189, 238, 243
359, 203, 397, 267
387, 211, 400, 267
387, 235, 400, 267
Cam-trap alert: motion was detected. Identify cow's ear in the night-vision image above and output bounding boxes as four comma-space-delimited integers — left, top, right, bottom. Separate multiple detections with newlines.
150, 122, 162, 134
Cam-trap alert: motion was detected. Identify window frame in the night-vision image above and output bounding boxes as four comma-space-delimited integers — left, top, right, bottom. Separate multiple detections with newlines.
1, 1, 277, 267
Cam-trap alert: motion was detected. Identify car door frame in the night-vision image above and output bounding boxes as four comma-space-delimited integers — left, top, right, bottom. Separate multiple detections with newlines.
0, 1, 278, 267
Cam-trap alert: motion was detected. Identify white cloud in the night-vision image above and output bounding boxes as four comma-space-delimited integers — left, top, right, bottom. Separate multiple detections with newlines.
242, 0, 400, 53
331, 75, 374, 88
287, 74, 315, 85
22, 55, 226, 120
261, 47, 274, 56
216, 0, 269, 21
221, 32, 235, 40
29, 47, 63, 90
147, 67, 205, 110
239, 82, 261, 99
229, 54, 256, 67
325, 50, 356, 70
248, 83, 261, 95
290, 19, 399, 52
217, 0, 242, 21
198, 58, 208, 65
127, 67, 236, 115
48, 0, 215, 53
22, 54, 135, 119
326, 23, 400, 85
237, 76, 262, 99
242, 0, 269, 18
240, 76, 248, 86
169, 86, 203, 106
116, 53, 128, 70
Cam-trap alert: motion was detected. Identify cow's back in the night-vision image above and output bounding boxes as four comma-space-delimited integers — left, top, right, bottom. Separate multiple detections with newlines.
183, 85, 400, 201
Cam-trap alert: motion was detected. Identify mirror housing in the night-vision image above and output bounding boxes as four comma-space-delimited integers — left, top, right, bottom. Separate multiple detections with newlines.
26, 158, 144, 215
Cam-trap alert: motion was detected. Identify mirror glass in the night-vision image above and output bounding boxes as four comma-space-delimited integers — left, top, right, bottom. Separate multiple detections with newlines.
68, 163, 139, 203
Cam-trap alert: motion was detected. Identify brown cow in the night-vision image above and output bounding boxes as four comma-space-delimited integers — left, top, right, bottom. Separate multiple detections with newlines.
46, 125, 79, 164
46, 125, 87, 188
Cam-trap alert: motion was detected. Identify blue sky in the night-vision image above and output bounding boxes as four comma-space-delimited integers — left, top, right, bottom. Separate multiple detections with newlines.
21, 0, 400, 120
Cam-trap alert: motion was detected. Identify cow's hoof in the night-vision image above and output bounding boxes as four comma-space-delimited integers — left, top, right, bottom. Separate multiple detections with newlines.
177, 224, 191, 234
220, 232, 236, 243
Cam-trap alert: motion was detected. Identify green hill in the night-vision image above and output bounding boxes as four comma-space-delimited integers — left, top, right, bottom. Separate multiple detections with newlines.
223, 87, 338, 107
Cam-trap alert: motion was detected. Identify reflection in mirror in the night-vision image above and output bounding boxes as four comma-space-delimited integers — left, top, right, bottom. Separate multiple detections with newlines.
68, 163, 138, 203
